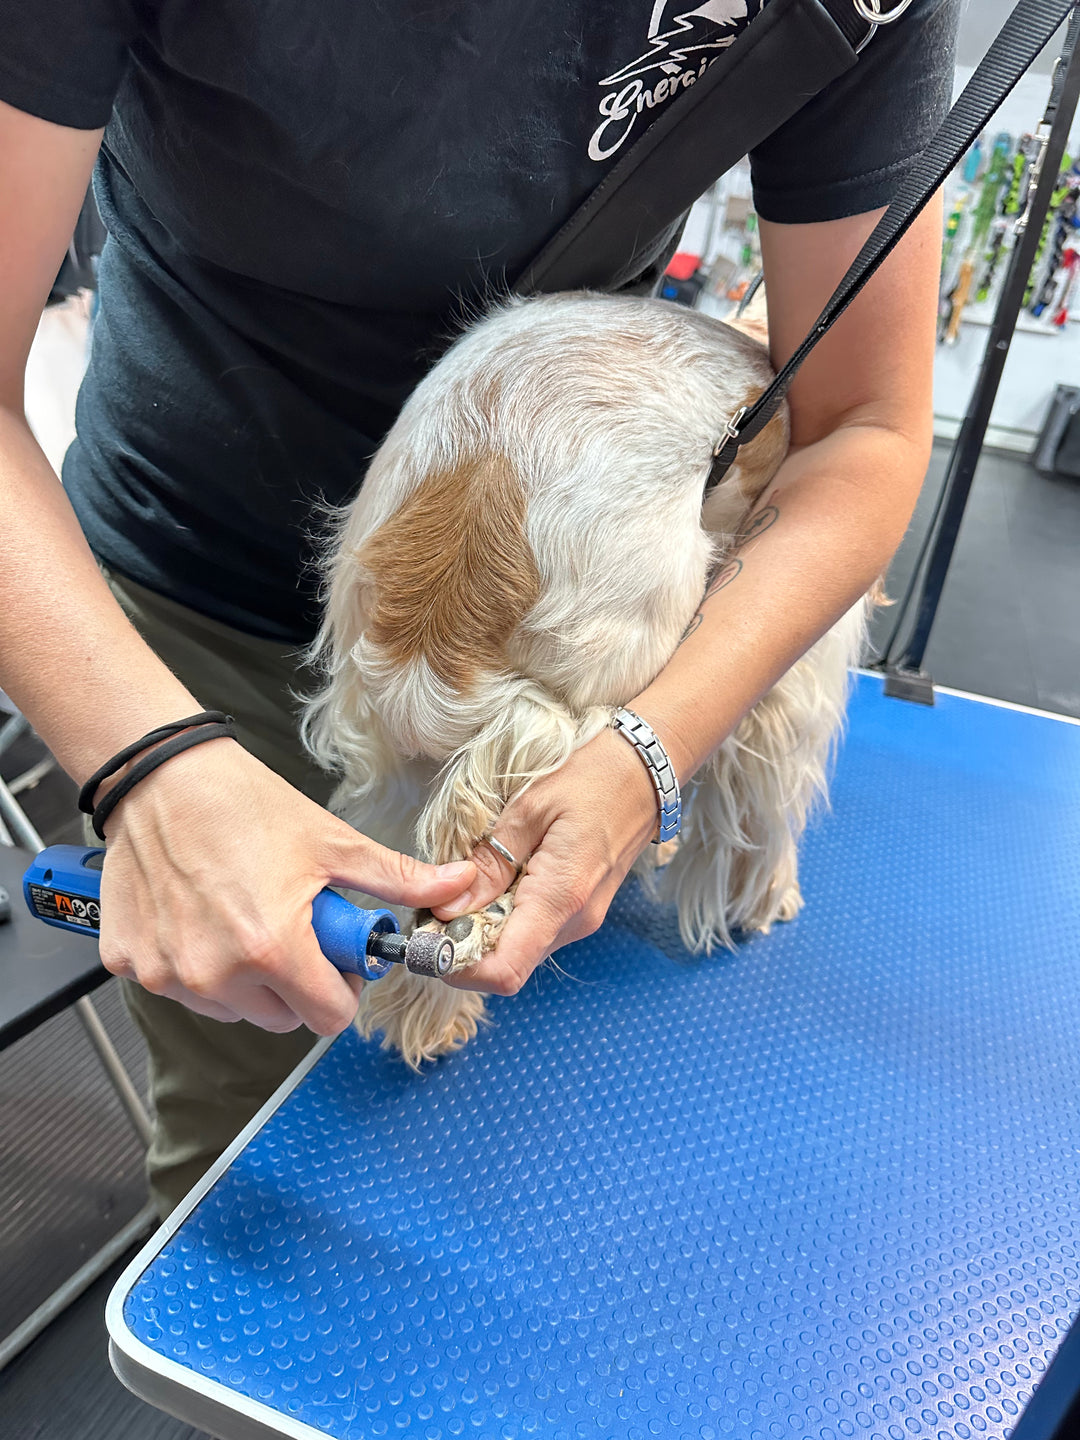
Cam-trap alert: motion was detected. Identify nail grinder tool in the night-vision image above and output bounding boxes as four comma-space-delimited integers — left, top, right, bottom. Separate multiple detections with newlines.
22, 844, 454, 980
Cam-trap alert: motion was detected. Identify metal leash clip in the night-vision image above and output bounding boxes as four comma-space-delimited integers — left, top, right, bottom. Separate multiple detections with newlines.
712, 404, 747, 457
1015, 122, 1052, 236
853, 0, 915, 54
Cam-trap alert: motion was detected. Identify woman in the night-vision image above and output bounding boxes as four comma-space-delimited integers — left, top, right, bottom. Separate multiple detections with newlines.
0, 0, 959, 1214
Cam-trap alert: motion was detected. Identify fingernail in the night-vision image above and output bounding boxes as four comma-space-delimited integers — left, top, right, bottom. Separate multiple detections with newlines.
436, 862, 473, 882
442, 889, 472, 913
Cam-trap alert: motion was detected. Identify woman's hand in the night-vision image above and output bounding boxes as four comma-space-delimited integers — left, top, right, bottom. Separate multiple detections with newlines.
431, 726, 659, 995
98, 737, 476, 1034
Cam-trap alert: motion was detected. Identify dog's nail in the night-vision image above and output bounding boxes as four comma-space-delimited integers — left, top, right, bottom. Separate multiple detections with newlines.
436, 862, 473, 882
447, 916, 475, 941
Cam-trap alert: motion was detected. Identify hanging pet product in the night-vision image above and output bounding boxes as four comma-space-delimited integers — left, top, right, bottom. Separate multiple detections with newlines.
939, 131, 1012, 342
1028, 166, 1080, 313
1051, 242, 1080, 323
936, 120, 1080, 337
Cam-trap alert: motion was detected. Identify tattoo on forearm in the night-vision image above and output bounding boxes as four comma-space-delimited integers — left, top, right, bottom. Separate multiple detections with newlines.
679, 558, 742, 641
732, 502, 779, 548
677, 496, 780, 644
704, 557, 743, 599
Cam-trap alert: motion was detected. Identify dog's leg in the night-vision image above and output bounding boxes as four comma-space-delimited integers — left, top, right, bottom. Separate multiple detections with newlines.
413, 687, 609, 951
656, 596, 871, 952
360, 690, 610, 1068
322, 759, 490, 1070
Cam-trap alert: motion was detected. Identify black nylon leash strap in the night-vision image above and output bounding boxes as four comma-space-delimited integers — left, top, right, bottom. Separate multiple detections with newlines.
516, 0, 870, 297
708, 0, 1079, 489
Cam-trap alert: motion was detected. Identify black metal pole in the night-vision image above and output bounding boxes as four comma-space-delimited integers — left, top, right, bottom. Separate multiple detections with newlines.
885, 9, 1080, 700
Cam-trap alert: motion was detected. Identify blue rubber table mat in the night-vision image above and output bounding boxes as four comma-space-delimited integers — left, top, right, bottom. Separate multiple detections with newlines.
111, 677, 1080, 1440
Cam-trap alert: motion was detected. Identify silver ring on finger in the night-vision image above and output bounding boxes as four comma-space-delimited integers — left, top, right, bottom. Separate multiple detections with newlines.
480, 832, 525, 879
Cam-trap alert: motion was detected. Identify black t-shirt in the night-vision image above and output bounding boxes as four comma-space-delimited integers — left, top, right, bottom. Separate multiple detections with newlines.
2, 0, 958, 642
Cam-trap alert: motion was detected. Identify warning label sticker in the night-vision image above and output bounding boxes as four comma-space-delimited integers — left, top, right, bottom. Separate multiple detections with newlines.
27, 885, 100, 930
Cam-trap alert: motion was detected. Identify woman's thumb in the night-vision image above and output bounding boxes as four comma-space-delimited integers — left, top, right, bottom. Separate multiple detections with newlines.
324, 829, 476, 907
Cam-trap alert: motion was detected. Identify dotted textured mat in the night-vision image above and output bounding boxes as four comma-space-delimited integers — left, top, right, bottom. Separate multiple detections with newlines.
117, 678, 1080, 1440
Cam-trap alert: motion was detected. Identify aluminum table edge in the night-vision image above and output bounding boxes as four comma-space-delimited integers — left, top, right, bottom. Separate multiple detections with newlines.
106, 1035, 336, 1440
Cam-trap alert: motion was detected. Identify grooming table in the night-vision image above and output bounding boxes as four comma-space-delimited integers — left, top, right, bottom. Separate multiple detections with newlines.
108, 676, 1080, 1440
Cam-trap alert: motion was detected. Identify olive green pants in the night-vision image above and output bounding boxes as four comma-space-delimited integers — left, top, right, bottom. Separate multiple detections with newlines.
102, 570, 336, 1219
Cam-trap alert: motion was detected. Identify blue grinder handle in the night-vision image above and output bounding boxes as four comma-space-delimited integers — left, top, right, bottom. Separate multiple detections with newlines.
23, 844, 401, 982
309, 888, 399, 980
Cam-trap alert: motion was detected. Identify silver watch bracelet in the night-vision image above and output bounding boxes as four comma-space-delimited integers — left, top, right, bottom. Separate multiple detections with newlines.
610, 707, 682, 844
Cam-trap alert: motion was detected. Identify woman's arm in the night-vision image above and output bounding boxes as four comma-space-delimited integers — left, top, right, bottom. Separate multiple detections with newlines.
0, 100, 474, 1032
436, 195, 943, 993
636, 194, 941, 775
0, 103, 205, 777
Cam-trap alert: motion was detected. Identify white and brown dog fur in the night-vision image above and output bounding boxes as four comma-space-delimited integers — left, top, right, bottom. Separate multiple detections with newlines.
303, 292, 871, 1068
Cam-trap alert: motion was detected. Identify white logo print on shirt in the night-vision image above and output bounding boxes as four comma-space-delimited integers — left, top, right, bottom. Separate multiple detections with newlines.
588, 0, 764, 163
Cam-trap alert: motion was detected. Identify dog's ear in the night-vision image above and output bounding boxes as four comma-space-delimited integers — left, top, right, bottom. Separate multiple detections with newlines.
359, 452, 540, 692
301, 637, 400, 796
868, 577, 892, 607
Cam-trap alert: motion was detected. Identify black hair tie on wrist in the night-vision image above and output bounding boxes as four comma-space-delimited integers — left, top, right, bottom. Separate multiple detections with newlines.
78, 711, 238, 841
77, 710, 229, 815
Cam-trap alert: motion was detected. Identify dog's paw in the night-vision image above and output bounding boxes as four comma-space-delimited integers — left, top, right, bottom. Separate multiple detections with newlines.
775, 884, 803, 923
744, 883, 803, 937
353, 893, 515, 1069
414, 890, 514, 972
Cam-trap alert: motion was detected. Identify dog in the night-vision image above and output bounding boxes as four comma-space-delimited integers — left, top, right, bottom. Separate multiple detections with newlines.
303, 292, 871, 1068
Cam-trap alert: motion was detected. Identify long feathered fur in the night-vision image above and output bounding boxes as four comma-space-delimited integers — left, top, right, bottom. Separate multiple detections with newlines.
303, 292, 871, 1067
647, 600, 868, 951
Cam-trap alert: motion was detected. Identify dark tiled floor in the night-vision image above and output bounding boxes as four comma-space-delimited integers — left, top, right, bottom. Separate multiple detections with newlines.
871, 444, 1080, 717
0, 729, 201, 1440
0, 1246, 204, 1440
2, 440, 1077, 1440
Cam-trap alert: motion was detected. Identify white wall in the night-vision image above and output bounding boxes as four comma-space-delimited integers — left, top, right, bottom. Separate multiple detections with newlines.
955, 0, 1064, 72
